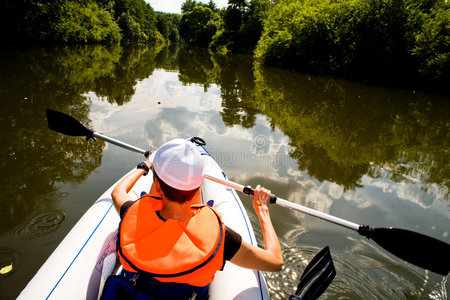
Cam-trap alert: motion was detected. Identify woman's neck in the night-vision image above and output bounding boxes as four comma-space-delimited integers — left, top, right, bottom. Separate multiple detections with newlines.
159, 190, 202, 221
160, 200, 192, 221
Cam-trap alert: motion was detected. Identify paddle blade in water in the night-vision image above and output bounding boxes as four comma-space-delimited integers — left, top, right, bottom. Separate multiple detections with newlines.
290, 246, 336, 300
46, 109, 94, 139
358, 226, 450, 276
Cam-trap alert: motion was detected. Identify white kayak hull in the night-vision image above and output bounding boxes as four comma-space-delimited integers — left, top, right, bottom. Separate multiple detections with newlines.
18, 142, 270, 300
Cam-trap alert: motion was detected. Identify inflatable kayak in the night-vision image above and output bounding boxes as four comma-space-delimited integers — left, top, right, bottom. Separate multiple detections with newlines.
18, 139, 270, 300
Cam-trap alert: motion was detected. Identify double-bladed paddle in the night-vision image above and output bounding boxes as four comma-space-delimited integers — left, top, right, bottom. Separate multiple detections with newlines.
45, 109, 450, 276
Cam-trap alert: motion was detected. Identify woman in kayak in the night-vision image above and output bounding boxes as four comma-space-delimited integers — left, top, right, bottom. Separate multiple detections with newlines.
109, 138, 283, 299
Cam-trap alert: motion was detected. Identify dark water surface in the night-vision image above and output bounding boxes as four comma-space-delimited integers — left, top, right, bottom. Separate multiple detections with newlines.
0, 44, 449, 299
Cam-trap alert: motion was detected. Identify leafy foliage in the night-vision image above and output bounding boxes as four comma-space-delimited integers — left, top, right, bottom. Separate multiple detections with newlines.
56, 1, 121, 43
410, 0, 450, 82
114, 0, 163, 43
255, 0, 449, 86
210, 0, 271, 52
180, 6, 220, 46
256, 0, 407, 75
181, 0, 199, 13
156, 13, 182, 43
0, 0, 163, 44
181, 0, 218, 13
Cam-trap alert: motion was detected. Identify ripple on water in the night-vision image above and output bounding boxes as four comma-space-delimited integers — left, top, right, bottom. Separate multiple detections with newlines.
266, 243, 400, 300
15, 211, 66, 240
266, 246, 322, 300
268, 237, 449, 300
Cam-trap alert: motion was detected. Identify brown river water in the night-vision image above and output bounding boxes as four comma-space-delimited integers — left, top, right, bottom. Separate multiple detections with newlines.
0, 44, 449, 299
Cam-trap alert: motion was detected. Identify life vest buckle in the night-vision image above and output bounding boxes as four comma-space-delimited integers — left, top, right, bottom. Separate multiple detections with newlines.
129, 272, 139, 287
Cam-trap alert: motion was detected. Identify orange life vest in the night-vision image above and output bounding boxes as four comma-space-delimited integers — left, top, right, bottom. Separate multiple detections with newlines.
118, 194, 225, 287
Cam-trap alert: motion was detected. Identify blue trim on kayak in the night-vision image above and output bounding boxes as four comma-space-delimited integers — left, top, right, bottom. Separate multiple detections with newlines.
46, 202, 114, 299
198, 144, 211, 157
256, 270, 264, 300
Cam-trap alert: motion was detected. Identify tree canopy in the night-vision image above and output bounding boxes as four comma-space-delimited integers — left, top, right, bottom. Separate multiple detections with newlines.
176, 0, 449, 89
0, 0, 163, 44
254, 0, 449, 87
180, 6, 220, 46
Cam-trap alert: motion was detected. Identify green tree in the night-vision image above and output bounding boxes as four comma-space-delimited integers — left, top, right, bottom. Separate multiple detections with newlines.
181, 0, 219, 14
114, 0, 164, 43
0, 0, 164, 44
207, 0, 218, 11
180, 6, 219, 46
181, 0, 198, 13
254, 0, 449, 88
211, 0, 272, 52
256, 0, 408, 75
410, 0, 450, 84
56, 1, 121, 43
229, 0, 248, 12
157, 13, 182, 43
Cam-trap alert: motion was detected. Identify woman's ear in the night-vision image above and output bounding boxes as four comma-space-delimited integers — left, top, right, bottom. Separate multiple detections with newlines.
150, 176, 163, 197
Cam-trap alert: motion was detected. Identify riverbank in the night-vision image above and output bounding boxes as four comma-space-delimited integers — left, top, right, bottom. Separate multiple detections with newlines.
1, 0, 448, 93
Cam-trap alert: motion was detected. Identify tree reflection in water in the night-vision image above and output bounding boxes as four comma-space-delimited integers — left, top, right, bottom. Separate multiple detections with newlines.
0, 44, 163, 233
175, 46, 449, 199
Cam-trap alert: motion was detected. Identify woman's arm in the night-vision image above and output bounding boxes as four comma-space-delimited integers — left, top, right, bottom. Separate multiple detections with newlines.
230, 185, 284, 272
111, 159, 152, 215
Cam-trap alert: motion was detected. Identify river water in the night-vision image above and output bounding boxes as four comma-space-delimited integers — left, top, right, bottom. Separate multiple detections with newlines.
0, 44, 449, 299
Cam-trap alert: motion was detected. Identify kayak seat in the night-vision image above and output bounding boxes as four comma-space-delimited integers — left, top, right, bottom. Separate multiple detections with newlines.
102, 275, 151, 300
102, 270, 209, 300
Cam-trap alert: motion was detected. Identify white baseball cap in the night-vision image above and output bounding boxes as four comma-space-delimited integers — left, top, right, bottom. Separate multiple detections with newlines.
153, 139, 204, 191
